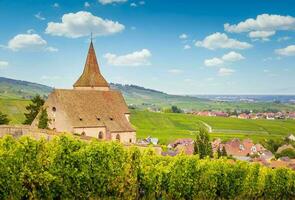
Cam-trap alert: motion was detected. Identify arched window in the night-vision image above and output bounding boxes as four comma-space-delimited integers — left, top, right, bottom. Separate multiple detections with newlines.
116, 134, 120, 142
98, 131, 103, 139
52, 107, 56, 112
81, 131, 86, 136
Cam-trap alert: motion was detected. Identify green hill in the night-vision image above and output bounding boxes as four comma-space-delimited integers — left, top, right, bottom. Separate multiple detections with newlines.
130, 110, 295, 144
1, 77, 295, 112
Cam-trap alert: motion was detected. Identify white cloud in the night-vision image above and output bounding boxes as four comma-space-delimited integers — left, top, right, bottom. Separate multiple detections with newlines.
6, 33, 57, 52
0, 61, 8, 69
218, 68, 235, 76
204, 51, 244, 67
204, 57, 224, 67
130, 2, 137, 7
53, 3, 59, 8
104, 49, 151, 66
34, 12, 46, 20
222, 51, 245, 62
139, 1, 145, 5
248, 30, 275, 41
195, 32, 252, 50
277, 36, 291, 42
41, 75, 61, 80
46, 11, 125, 38
183, 44, 191, 50
224, 14, 295, 33
98, 0, 127, 5
179, 33, 188, 39
84, 2, 90, 7
275, 45, 295, 56
168, 69, 183, 74
131, 26, 136, 30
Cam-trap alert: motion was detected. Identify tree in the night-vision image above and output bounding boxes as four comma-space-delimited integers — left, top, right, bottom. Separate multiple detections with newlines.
221, 146, 227, 157
171, 106, 182, 113
0, 112, 10, 125
217, 147, 222, 158
194, 127, 213, 158
38, 108, 49, 129
275, 148, 295, 159
23, 95, 45, 125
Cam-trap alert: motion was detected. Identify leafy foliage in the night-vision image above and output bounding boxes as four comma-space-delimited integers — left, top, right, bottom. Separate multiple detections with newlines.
194, 128, 213, 158
275, 148, 295, 159
23, 95, 45, 125
0, 111, 10, 125
38, 108, 49, 129
0, 135, 295, 199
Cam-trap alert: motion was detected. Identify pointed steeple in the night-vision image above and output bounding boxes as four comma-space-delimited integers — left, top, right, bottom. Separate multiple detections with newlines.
73, 41, 109, 89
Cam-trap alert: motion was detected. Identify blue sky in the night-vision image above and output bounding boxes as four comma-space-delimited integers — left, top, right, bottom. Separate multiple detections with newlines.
0, 0, 295, 95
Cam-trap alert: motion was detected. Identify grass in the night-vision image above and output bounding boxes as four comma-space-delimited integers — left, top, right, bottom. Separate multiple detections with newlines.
130, 110, 295, 144
1, 97, 295, 144
0, 98, 30, 124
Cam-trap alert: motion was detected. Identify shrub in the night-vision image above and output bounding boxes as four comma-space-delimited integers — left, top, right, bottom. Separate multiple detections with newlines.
0, 135, 294, 199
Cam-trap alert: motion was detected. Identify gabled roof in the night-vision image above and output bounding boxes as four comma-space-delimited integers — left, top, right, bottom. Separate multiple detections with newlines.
49, 89, 134, 132
73, 41, 109, 88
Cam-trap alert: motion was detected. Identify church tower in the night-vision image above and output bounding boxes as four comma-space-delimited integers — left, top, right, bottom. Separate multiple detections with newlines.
73, 41, 110, 91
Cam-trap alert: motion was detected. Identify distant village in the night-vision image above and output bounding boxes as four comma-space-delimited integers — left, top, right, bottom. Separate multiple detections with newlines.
139, 134, 295, 170
191, 111, 295, 120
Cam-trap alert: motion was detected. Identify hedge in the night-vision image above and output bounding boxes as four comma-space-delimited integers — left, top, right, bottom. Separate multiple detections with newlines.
0, 135, 294, 199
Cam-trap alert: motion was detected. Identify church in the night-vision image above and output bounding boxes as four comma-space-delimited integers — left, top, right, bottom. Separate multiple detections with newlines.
31, 41, 136, 143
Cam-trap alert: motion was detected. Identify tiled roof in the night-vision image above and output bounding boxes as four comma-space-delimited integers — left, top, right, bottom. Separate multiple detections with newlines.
74, 42, 109, 88
48, 89, 134, 133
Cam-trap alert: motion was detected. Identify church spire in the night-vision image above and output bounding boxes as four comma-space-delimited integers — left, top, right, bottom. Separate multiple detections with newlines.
73, 41, 109, 90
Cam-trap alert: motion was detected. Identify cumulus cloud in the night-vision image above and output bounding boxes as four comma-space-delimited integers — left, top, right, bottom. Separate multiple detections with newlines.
204, 57, 224, 67
104, 49, 151, 66
168, 69, 183, 74
224, 14, 295, 33
0, 60, 8, 69
183, 44, 191, 50
179, 33, 188, 39
195, 32, 252, 50
130, 2, 137, 7
248, 30, 276, 41
218, 68, 235, 76
275, 45, 295, 56
53, 3, 59, 8
98, 0, 127, 5
277, 36, 291, 42
34, 12, 46, 20
222, 51, 245, 62
45, 11, 125, 38
204, 51, 245, 67
5, 33, 57, 52
84, 2, 90, 8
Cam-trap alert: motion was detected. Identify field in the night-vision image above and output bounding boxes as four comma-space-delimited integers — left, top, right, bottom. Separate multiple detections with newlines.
0, 98, 30, 124
1, 97, 295, 144
130, 110, 295, 144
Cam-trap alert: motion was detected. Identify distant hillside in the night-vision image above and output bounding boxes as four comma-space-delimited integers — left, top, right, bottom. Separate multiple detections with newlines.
1, 77, 295, 112
0, 77, 52, 99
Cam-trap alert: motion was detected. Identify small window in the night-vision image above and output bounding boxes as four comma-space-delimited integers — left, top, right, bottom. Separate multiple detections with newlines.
116, 134, 120, 141
129, 138, 132, 143
110, 117, 114, 121
79, 118, 83, 121
96, 117, 101, 121
52, 107, 56, 112
81, 131, 86, 136
98, 131, 103, 139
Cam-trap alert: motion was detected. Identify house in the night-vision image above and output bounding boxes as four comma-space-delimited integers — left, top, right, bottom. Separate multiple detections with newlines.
31, 41, 136, 144
276, 144, 295, 154
287, 134, 295, 141
238, 113, 250, 119
222, 138, 267, 160
169, 138, 194, 155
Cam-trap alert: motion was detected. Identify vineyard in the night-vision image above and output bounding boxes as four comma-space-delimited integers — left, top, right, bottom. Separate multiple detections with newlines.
0, 135, 294, 199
